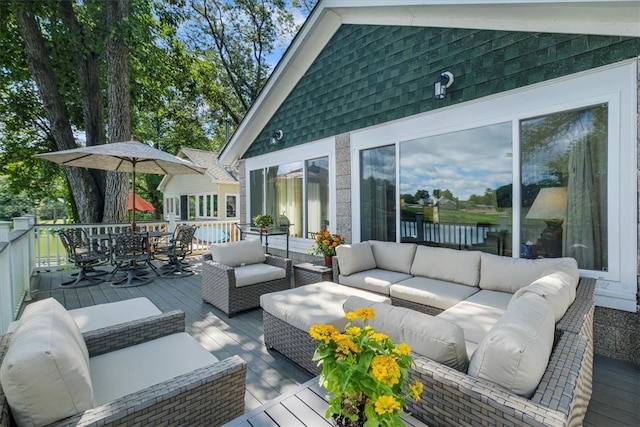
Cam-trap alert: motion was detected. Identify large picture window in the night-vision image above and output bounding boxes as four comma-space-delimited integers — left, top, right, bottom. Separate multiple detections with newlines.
360, 145, 396, 241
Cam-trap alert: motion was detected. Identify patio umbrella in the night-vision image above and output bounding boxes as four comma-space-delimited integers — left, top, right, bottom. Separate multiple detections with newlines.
128, 191, 155, 212
35, 141, 206, 227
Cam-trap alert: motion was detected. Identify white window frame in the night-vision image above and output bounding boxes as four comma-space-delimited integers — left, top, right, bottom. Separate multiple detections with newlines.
245, 137, 336, 250
226, 194, 239, 218
195, 193, 218, 219
352, 60, 637, 311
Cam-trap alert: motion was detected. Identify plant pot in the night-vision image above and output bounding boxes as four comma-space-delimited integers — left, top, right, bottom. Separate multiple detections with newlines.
324, 256, 332, 267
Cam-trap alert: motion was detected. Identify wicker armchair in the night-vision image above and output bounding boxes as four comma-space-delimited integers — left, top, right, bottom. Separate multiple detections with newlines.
202, 251, 292, 317
0, 310, 247, 427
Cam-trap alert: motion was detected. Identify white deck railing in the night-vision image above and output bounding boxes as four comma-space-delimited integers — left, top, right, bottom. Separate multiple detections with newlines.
0, 216, 36, 334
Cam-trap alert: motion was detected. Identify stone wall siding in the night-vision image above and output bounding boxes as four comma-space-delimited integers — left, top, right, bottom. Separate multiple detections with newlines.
244, 25, 639, 158
594, 306, 639, 366
334, 133, 352, 243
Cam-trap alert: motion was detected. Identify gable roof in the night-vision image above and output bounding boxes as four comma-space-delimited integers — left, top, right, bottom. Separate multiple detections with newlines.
157, 147, 238, 191
218, 0, 640, 165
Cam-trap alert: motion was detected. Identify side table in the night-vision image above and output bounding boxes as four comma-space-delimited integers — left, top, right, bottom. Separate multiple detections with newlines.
294, 262, 333, 287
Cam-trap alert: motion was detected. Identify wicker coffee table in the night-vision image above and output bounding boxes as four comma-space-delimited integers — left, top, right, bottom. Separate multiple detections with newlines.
222, 377, 429, 426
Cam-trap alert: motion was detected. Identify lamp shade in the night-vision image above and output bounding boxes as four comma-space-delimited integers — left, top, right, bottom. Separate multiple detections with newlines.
526, 187, 567, 220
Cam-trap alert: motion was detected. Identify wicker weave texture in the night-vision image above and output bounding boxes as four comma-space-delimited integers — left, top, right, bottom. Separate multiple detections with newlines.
294, 266, 333, 287
390, 297, 444, 316
263, 311, 320, 375
202, 254, 293, 317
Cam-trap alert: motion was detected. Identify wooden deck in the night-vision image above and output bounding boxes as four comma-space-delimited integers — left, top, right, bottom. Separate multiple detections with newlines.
27, 259, 639, 426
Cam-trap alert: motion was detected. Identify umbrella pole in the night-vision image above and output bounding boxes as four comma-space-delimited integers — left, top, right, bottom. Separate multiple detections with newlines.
132, 162, 136, 230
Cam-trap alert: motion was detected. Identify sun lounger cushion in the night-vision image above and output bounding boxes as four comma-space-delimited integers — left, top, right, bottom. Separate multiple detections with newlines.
411, 246, 482, 287
369, 241, 416, 274
234, 263, 287, 287
479, 253, 577, 293
0, 298, 94, 427
468, 293, 555, 397
344, 296, 469, 372
335, 242, 376, 276
509, 271, 577, 322
90, 332, 219, 405
210, 238, 266, 267
339, 268, 412, 295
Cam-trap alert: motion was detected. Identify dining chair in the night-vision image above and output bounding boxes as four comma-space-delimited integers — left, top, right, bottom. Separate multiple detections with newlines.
109, 231, 157, 287
154, 224, 199, 277
57, 229, 110, 287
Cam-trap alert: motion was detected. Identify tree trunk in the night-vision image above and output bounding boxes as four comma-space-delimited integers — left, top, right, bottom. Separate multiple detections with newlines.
15, 9, 103, 223
103, 0, 130, 224
59, 0, 107, 198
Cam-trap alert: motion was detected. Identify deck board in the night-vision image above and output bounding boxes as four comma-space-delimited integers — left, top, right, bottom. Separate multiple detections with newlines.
25, 260, 640, 424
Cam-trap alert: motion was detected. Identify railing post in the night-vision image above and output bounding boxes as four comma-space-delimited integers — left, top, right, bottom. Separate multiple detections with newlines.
167, 213, 176, 233
415, 213, 424, 241
14, 216, 35, 300
0, 222, 9, 243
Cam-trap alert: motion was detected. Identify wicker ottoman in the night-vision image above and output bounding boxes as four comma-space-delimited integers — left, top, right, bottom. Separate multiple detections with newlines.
260, 281, 390, 374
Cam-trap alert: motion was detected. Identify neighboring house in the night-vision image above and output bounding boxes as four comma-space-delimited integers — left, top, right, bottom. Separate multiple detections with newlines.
218, 2, 640, 362
158, 148, 239, 221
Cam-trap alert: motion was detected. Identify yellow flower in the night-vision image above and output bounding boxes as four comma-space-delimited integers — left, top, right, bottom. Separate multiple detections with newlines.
394, 343, 411, 356
370, 332, 388, 343
309, 324, 339, 344
345, 311, 358, 321
371, 355, 401, 386
374, 395, 401, 415
409, 381, 423, 400
355, 307, 375, 320
334, 334, 360, 356
346, 326, 361, 337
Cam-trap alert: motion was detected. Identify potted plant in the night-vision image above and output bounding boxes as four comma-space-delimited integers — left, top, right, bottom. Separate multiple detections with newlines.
310, 308, 423, 427
252, 214, 275, 231
309, 230, 344, 267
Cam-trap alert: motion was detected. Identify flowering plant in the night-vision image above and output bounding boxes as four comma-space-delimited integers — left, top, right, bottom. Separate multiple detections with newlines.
309, 230, 344, 257
310, 308, 423, 427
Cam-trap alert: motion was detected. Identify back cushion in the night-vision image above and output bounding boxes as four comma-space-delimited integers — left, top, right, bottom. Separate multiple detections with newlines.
0, 298, 94, 427
335, 242, 377, 276
468, 293, 555, 397
410, 246, 481, 287
479, 253, 577, 293
509, 271, 577, 322
210, 238, 265, 267
369, 241, 416, 274
343, 296, 469, 372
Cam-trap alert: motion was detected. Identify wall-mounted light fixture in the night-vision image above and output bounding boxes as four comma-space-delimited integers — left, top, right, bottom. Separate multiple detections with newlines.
434, 71, 454, 100
270, 129, 283, 145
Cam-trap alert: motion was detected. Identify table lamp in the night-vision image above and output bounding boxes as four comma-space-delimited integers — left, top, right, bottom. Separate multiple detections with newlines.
526, 187, 567, 257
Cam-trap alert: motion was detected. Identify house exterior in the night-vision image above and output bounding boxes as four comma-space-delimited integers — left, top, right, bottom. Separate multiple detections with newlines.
219, 1, 640, 363
158, 147, 239, 221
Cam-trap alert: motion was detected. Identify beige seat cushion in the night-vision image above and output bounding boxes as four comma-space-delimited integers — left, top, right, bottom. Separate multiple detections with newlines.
343, 296, 469, 372
260, 281, 390, 332
390, 277, 479, 310
0, 298, 94, 427
369, 241, 416, 274
468, 293, 555, 397
509, 271, 577, 322
437, 290, 510, 345
410, 246, 482, 287
90, 333, 219, 405
339, 269, 412, 295
335, 242, 377, 276
234, 263, 287, 287
479, 253, 577, 293
210, 238, 265, 267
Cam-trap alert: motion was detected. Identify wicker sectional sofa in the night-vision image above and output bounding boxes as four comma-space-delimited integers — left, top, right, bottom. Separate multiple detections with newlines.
261, 240, 595, 427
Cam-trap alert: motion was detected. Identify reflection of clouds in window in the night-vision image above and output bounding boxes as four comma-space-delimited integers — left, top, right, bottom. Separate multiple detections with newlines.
362, 147, 395, 180
400, 123, 512, 199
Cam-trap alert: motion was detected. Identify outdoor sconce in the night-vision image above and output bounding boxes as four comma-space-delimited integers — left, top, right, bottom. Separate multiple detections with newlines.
270, 129, 283, 145
434, 71, 454, 100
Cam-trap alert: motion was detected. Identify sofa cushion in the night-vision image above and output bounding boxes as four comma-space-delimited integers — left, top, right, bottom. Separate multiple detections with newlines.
260, 281, 390, 333
479, 253, 577, 293
90, 332, 219, 405
390, 277, 479, 310
369, 241, 416, 274
0, 298, 94, 427
234, 263, 287, 287
343, 296, 469, 372
509, 271, 577, 322
339, 269, 412, 295
411, 246, 481, 287
437, 290, 510, 346
210, 238, 265, 267
336, 242, 377, 276
468, 293, 555, 397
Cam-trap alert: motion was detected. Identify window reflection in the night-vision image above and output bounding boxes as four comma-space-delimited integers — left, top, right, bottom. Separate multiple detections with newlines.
399, 123, 512, 255
306, 158, 329, 234
361, 145, 396, 242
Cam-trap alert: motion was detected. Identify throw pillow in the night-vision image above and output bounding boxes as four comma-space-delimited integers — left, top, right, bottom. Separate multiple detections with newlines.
210, 238, 266, 267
